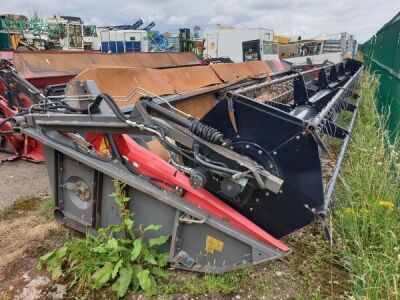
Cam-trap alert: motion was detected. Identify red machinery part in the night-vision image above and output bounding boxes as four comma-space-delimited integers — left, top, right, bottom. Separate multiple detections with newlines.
88, 132, 290, 252
0, 95, 44, 162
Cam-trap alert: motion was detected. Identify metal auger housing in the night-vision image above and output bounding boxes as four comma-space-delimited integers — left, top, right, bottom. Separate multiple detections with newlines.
0, 58, 362, 273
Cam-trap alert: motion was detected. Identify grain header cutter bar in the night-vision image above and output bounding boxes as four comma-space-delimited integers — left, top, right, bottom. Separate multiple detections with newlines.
0, 58, 362, 273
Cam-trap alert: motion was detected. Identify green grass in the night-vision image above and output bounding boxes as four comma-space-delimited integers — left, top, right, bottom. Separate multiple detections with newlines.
334, 72, 400, 299
160, 269, 249, 296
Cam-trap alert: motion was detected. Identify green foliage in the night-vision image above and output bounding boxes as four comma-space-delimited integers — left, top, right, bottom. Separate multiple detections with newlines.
161, 269, 249, 295
334, 72, 400, 299
37, 180, 170, 297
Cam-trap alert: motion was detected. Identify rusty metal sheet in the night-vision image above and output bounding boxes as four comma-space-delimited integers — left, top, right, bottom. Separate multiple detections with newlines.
168, 52, 202, 66
0, 51, 201, 79
72, 65, 222, 105
69, 60, 275, 108
89, 53, 143, 68
160, 66, 222, 93
174, 94, 217, 118
72, 67, 175, 106
245, 61, 272, 76
128, 52, 175, 68
265, 59, 292, 75
211, 62, 271, 83
211, 63, 251, 82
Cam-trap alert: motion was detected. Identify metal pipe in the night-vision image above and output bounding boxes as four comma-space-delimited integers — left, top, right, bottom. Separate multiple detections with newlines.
324, 93, 361, 208
144, 100, 192, 128
310, 66, 363, 128
235, 62, 344, 95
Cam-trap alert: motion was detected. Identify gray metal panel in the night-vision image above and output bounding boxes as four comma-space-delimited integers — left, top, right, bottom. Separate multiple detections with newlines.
24, 129, 289, 273
43, 146, 57, 199
128, 187, 176, 252
100, 174, 121, 228
60, 157, 94, 226
177, 222, 252, 272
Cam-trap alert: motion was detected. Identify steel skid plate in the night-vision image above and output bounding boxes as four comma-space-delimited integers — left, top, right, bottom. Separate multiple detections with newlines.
30, 129, 289, 273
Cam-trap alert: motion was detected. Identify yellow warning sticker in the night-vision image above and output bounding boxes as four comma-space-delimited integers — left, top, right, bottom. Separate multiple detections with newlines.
99, 137, 109, 155
205, 236, 224, 254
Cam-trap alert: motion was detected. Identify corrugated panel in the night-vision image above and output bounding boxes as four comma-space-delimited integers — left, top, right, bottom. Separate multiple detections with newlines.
211, 61, 271, 82
0, 51, 201, 79
70, 61, 274, 107
161, 65, 221, 93
72, 67, 175, 106
168, 52, 201, 66
361, 12, 400, 142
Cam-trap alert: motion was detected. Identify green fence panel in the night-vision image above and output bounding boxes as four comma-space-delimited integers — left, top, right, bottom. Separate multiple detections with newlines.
361, 12, 400, 143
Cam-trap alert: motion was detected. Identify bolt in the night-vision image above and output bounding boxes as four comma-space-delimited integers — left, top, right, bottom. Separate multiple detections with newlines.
279, 190, 283, 194
269, 164, 274, 169
236, 135, 240, 138
296, 135, 301, 139
230, 146, 234, 150
249, 207, 253, 211
273, 151, 277, 155
258, 150, 263, 154
265, 192, 270, 196
245, 145, 250, 149
255, 198, 260, 203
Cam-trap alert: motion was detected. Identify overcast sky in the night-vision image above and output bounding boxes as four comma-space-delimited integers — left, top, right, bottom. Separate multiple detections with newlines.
2, 0, 399, 42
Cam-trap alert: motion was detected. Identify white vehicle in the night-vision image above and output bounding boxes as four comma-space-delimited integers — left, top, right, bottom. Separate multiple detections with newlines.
203, 27, 279, 62
91, 29, 148, 53
47, 16, 84, 50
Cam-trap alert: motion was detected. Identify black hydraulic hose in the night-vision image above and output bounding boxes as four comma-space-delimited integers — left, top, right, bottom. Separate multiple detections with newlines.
101, 93, 127, 122
192, 143, 239, 175
0, 112, 27, 134
44, 94, 104, 114
106, 133, 122, 161
106, 133, 139, 175
0, 112, 26, 128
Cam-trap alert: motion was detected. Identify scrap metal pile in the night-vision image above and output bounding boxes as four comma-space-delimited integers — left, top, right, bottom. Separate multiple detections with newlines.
0, 56, 362, 273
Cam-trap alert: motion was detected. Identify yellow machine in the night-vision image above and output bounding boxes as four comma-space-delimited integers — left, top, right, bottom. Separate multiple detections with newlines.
273, 35, 291, 44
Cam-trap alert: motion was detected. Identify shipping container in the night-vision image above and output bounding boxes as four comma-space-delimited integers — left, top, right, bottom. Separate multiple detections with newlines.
203, 27, 278, 62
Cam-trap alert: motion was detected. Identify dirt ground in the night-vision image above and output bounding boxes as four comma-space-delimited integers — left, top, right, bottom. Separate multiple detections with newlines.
0, 199, 68, 300
0, 156, 61, 300
0, 153, 51, 211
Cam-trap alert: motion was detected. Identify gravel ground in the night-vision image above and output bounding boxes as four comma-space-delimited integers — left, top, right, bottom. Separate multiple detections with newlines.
0, 153, 51, 211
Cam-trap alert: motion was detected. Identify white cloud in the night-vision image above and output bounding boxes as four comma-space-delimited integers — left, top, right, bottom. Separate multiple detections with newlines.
208, 15, 234, 25
2, 0, 399, 42
166, 16, 188, 25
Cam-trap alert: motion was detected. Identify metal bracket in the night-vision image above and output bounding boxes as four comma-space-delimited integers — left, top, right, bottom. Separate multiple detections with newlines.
293, 75, 309, 104
338, 63, 345, 77
342, 101, 357, 112
321, 121, 349, 139
318, 68, 329, 89
329, 65, 339, 82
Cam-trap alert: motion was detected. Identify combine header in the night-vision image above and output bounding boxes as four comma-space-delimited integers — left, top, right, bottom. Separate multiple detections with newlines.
0, 58, 362, 272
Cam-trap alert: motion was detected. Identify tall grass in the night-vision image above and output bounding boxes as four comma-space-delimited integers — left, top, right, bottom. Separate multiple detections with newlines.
334, 72, 400, 299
